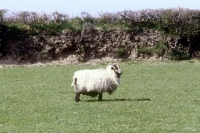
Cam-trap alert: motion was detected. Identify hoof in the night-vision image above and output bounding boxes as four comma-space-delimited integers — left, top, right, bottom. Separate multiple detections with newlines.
75, 99, 81, 102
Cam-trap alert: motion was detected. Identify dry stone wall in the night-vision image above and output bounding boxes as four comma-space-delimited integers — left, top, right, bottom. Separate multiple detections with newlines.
1, 28, 180, 64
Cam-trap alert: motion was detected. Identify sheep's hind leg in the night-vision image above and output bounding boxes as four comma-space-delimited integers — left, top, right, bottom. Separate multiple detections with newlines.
98, 93, 103, 101
75, 93, 81, 102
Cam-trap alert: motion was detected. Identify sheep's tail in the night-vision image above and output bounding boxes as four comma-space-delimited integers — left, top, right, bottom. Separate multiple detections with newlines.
71, 77, 77, 87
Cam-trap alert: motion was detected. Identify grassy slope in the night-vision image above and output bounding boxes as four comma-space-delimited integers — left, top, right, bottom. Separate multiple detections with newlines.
0, 61, 200, 132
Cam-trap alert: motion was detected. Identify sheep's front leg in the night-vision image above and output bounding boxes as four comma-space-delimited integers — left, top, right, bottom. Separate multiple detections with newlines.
75, 93, 81, 102
98, 93, 103, 101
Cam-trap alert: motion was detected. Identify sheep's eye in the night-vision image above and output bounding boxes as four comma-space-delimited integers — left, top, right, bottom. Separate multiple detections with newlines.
111, 67, 114, 70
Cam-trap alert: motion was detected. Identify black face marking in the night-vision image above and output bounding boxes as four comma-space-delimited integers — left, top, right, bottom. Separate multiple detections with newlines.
113, 64, 118, 70
112, 64, 122, 77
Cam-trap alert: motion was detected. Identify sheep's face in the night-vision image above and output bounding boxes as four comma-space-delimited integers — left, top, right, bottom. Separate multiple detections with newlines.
111, 64, 122, 77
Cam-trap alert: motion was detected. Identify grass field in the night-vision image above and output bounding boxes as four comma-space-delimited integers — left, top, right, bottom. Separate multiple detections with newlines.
0, 61, 200, 132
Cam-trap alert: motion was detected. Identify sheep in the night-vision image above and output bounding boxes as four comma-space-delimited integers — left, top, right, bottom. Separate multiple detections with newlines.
71, 64, 122, 102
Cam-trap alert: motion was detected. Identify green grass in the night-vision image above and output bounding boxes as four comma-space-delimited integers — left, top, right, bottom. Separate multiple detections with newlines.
0, 61, 200, 132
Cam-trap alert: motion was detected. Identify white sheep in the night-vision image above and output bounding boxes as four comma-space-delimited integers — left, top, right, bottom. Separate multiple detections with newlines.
71, 64, 122, 102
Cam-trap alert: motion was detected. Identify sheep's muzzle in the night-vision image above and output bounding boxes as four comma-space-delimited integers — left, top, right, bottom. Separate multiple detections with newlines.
116, 71, 122, 78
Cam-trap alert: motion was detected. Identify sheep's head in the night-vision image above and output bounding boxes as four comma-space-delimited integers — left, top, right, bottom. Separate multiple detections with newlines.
110, 64, 122, 78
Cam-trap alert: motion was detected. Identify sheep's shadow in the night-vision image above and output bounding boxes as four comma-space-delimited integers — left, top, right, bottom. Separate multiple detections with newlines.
86, 98, 151, 102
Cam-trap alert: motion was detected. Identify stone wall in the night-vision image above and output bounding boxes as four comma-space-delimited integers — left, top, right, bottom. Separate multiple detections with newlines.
0, 28, 183, 64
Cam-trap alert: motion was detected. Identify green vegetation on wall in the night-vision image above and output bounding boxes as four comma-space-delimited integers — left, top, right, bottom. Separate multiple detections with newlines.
1, 8, 200, 60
